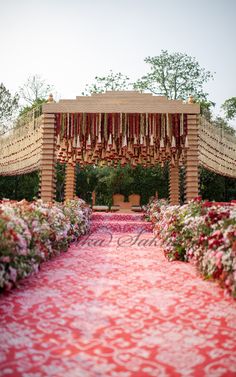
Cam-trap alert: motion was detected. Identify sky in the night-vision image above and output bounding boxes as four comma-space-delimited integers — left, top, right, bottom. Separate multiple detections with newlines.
0, 0, 235, 123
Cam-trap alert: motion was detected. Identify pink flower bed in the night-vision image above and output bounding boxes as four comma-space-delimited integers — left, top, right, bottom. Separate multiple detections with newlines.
146, 198, 236, 298
0, 198, 91, 291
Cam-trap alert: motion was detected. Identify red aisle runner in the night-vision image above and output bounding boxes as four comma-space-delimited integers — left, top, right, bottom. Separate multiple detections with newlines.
0, 213, 236, 377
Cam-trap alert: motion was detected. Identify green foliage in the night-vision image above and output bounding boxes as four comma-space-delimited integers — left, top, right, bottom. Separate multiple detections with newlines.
75, 164, 169, 206
221, 97, 236, 120
199, 100, 215, 121
56, 163, 66, 202
0, 172, 39, 201
130, 164, 169, 204
82, 70, 131, 95
19, 98, 46, 117
199, 167, 236, 201
76, 165, 99, 203
0, 83, 19, 133
95, 165, 134, 205
211, 116, 235, 136
0, 165, 235, 204
134, 50, 214, 101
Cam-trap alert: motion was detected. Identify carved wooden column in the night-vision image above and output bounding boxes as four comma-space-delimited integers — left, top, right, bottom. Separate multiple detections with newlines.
65, 163, 76, 200
40, 113, 56, 202
169, 163, 180, 205
185, 114, 199, 202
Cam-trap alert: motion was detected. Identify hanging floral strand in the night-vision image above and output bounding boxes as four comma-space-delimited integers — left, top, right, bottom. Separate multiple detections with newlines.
104, 113, 108, 141
82, 113, 86, 138
166, 113, 171, 140
67, 113, 70, 138
145, 113, 149, 136
180, 113, 184, 136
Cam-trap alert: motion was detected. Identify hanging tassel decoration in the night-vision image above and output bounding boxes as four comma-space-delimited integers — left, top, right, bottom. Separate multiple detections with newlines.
160, 138, 165, 149
98, 131, 102, 145
67, 113, 70, 138
87, 134, 91, 150
166, 113, 171, 138
76, 136, 81, 149
140, 113, 144, 137
180, 113, 184, 136
150, 134, 154, 146
145, 113, 149, 136
171, 136, 176, 149
72, 136, 77, 148
184, 135, 189, 149
82, 113, 86, 137
108, 133, 112, 146
171, 155, 175, 166
68, 140, 72, 156
104, 113, 108, 141
119, 113, 123, 135
56, 134, 61, 148
122, 134, 127, 148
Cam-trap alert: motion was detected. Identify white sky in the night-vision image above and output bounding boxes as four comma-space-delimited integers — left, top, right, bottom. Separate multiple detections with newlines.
0, 0, 235, 122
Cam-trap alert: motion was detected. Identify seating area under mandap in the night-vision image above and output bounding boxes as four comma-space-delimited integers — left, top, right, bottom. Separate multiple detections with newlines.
92, 193, 142, 212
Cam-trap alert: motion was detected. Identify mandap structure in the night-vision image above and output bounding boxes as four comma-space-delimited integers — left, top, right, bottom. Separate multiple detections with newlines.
0, 91, 236, 205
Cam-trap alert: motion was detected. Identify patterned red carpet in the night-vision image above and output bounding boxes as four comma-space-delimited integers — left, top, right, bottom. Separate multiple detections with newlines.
0, 213, 236, 377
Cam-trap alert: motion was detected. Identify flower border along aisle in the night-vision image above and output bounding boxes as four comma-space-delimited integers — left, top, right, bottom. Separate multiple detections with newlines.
0, 198, 91, 291
146, 198, 236, 298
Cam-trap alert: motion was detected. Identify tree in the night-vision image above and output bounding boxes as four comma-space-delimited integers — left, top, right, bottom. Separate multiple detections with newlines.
134, 50, 214, 101
82, 70, 131, 95
19, 75, 53, 105
0, 83, 19, 133
75, 164, 170, 206
221, 97, 236, 120
199, 99, 215, 121
0, 171, 39, 201
19, 98, 46, 117
212, 116, 235, 136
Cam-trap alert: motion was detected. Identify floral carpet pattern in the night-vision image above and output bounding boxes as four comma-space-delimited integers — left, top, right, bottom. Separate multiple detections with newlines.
0, 213, 236, 377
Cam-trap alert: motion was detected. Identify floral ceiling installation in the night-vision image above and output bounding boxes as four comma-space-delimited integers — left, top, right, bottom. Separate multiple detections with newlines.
55, 112, 188, 168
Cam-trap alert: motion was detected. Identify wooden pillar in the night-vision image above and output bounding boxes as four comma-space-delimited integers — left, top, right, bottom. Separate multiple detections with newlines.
169, 163, 180, 205
65, 163, 76, 200
40, 114, 56, 202
185, 114, 199, 202
92, 191, 96, 206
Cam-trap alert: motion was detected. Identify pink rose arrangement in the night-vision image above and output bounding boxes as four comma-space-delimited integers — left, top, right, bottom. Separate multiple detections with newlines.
146, 198, 236, 298
0, 198, 91, 291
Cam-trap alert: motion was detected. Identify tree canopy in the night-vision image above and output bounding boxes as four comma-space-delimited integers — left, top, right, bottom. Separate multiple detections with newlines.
19, 74, 53, 105
0, 83, 19, 133
211, 116, 235, 136
134, 50, 214, 101
82, 70, 131, 95
221, 97, 236, 121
